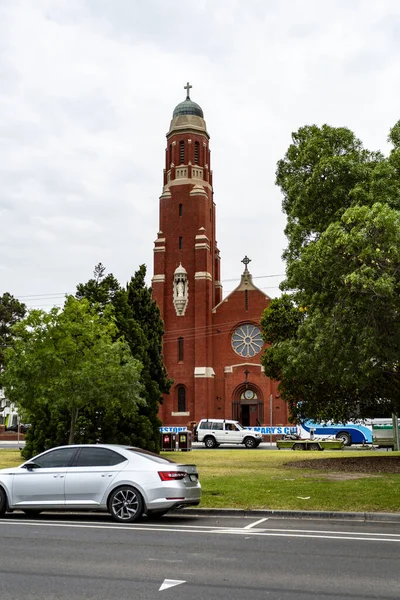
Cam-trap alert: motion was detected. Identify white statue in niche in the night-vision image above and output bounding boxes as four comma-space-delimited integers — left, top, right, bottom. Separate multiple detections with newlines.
173, 264, 188, 316
177, 280, 185, 297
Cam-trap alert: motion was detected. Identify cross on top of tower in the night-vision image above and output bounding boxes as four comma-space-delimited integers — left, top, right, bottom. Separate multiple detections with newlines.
184, 81, 192, 99
241, 256, 251, 271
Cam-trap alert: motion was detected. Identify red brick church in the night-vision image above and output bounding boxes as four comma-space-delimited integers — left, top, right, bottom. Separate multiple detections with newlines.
152, 84, 289, 429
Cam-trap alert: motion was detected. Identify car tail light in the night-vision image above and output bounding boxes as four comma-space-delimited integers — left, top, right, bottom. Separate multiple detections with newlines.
158, 471, 187, 481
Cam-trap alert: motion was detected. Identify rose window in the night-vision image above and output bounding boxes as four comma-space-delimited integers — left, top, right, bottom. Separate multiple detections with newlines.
231, 324, 263, 357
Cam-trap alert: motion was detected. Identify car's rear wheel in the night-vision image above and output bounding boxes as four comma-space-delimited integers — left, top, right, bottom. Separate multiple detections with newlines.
244, 437, 257, 449
0, 487, 7, 517
22, 509, 42, 517
204, 436, 217, 449
109, 486, 144, 523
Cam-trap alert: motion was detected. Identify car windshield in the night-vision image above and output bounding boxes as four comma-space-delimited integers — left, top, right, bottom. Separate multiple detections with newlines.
126, 447, 176, 464
235, 423, 244, 430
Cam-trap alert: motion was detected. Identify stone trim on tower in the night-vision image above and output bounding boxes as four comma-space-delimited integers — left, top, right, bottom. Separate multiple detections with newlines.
152, 274, 165, 283
194, 367, 215, 378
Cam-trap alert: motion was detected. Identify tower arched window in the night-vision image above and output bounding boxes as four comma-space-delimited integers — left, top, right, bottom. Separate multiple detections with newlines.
177, 386, 186, 412
194, 141, 200, 164
169, 143, 173, 165
178, 337, 184, 362
179, 141, 185, 164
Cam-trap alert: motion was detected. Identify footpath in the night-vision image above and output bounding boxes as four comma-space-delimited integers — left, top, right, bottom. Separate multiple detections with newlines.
174, 507, 400, 523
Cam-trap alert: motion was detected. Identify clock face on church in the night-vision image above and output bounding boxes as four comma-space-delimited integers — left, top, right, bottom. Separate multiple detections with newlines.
231, 324, 263, 358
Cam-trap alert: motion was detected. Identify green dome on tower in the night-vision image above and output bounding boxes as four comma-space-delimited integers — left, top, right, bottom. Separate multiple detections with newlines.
172, 82, 204, 118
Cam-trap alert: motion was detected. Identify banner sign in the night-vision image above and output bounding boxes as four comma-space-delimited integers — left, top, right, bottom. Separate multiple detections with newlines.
159, 426, 298, 435
160, 427, 188, 433
246, 426, 298, 435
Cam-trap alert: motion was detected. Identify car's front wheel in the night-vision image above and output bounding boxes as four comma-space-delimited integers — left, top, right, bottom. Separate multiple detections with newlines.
109, 486, 144, 523
0, 487, 7, 517
244, 437, 257, 449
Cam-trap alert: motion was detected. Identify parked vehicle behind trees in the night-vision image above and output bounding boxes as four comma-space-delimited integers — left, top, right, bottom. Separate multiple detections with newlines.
299, 418, 399, 448
196, 419, 263, 448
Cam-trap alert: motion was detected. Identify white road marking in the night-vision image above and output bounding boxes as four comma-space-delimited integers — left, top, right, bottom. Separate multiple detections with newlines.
148, 558, 183, 563
244, 517, 268, 529
1, 519, 400, 542
159, 579, 186, 591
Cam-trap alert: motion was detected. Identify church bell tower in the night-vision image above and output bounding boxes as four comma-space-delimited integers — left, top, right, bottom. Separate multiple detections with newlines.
152, 83, 221, 424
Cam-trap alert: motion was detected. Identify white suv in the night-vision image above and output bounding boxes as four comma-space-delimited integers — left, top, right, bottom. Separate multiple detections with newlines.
196, 419, 263, 449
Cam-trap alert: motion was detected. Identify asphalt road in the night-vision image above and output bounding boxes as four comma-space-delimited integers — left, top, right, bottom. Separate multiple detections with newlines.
0, 512, 399, 600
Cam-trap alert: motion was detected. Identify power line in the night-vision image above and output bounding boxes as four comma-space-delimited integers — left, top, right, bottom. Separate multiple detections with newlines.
9, 273, 285, 301
222, 274, 285, 283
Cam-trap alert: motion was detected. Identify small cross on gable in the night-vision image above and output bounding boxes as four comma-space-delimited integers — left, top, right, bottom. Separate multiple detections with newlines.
241, 256, 251, 271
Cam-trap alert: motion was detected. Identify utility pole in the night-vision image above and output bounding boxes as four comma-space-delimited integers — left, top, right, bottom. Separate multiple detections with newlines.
392, 413, 400, 451
270, 394, 273, 445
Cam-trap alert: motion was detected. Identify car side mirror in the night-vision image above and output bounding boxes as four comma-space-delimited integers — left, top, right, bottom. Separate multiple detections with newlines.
23, 462, 40, 471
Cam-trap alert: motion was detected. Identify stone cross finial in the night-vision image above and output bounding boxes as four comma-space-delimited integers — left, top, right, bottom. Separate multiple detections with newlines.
184, 82, 192, 99
241, 256, 251, 271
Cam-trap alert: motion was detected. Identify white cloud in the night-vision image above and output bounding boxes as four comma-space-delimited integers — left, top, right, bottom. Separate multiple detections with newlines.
1, 0, 400, 306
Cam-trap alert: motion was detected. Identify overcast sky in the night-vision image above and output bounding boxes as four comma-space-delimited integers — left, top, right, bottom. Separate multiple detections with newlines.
1, 0, 400, 310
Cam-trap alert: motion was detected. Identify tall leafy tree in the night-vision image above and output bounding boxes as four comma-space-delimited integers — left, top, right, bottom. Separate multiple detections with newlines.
0, 293, 26, 369
276, 124, 384, 265
262, 122, 400, 422
76, 263, 171, 452
126, 265, 172, 447
2, 296, 143, 456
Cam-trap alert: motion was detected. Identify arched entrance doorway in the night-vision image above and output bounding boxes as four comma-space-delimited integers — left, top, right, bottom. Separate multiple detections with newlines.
232, 384, 264, 427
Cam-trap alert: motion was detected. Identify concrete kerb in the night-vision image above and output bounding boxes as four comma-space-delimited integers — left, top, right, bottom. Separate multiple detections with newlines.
173, 507, 400, 523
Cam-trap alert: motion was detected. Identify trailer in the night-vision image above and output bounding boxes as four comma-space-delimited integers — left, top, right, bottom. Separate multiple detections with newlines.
372, 420, 400, 449
276, 438, 344, 451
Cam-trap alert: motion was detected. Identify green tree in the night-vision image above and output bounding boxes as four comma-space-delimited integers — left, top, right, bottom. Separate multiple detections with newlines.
76, 263, 171, 452
0, 293, 26, 369
2, 296, 143, 453
262, 123, 400, 422
276, 124, 384, 265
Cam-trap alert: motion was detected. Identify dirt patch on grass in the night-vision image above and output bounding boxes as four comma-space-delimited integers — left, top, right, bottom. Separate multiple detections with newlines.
286, 456, 400, 475
303, 472, 380, 481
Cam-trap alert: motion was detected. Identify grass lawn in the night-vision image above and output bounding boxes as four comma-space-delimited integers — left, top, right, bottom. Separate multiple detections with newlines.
1, 448, 399, 513
163, 449, 400, 513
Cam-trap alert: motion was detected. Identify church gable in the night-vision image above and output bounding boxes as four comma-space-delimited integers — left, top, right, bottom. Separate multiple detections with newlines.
212, 256, 270, 316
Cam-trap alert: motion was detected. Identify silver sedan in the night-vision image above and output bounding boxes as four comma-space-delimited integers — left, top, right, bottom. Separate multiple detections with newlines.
0, 444, 201, 523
